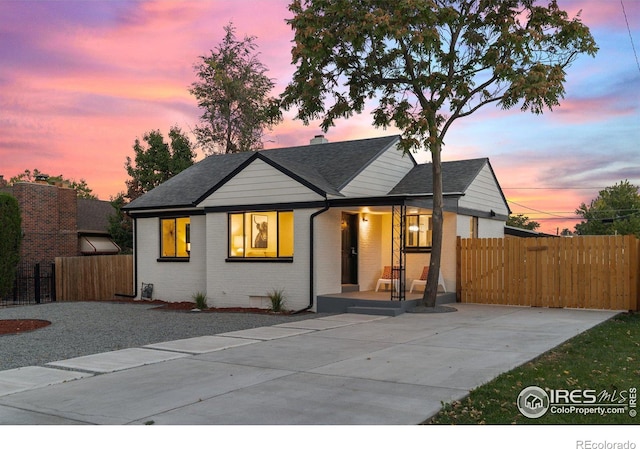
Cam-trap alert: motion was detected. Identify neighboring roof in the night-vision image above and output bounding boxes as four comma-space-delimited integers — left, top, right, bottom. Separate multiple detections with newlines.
77, 198, 114, 232
505, 225, 558, 238
389, 158, 490, 195
124, 135, 402, 211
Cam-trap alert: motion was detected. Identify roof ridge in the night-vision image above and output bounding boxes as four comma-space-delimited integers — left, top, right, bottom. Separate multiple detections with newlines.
259, 134, 401, 154
257, 152, 341, 196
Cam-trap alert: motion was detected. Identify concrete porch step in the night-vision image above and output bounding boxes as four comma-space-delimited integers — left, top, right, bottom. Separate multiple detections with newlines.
346, 306, 405, 317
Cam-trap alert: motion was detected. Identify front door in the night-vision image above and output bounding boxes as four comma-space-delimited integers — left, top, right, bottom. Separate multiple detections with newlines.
341, 213, 358, 284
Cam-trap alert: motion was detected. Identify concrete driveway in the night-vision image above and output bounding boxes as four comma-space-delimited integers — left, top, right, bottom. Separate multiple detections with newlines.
0, 304, 618, 425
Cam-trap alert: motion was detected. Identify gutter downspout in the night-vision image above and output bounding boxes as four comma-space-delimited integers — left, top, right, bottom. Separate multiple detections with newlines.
293, 201, 330, 314
115, 215, 138, 299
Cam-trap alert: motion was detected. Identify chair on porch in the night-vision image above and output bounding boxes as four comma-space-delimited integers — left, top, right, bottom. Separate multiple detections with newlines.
375, 266, 400, 292
409, 266, 447, 293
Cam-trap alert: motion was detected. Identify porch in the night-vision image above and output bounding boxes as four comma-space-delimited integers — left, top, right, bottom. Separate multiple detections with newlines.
333, 202, 458, 307
317, 290, 457, 316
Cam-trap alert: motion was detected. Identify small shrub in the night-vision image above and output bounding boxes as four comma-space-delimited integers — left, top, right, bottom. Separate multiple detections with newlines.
0, 193, 22, 298
192, 291, 207, 310
268, 289, 286, 312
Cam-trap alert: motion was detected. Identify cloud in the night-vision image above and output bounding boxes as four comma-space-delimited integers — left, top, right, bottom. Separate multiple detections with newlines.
561, 0, 638, 30
553, 94, 638, 124
0, 0, 637, 220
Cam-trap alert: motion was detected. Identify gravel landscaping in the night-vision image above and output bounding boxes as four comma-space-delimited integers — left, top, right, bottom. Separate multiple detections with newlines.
0, 301, 332, 372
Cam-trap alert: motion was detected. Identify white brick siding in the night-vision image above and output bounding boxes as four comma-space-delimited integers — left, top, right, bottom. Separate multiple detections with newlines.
204, 209, 314, 311
314, 209, 342, 297
135, 215, 206, 302
359, 212, 384, 291
478, 217, 506, 238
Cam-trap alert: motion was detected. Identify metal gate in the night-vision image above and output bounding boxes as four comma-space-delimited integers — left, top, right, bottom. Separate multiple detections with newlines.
1, 262, 56, 306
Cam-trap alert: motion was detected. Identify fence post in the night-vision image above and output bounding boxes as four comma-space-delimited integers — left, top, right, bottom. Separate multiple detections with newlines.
51, 262, 56, 302
34, 263, 41, 304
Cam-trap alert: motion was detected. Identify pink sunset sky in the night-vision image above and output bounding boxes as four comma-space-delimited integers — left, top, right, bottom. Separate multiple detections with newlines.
0, 0, 638, 235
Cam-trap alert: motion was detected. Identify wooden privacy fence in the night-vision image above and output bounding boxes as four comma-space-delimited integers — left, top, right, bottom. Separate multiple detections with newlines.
457, 235, 639, 311
55, 255, 134, 301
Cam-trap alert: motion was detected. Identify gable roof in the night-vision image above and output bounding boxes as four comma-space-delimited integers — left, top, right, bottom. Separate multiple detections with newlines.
124, 135, 403, 211
391, 158, 510, 214
264, 135, 401, 191
390, 158, 491, 195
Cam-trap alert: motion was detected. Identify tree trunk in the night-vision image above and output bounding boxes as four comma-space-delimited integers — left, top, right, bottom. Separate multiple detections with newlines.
422, 140, 443, 308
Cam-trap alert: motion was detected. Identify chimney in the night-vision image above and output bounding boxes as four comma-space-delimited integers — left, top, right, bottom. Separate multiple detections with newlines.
35, 174, 49, 184
310, 134, 328, 145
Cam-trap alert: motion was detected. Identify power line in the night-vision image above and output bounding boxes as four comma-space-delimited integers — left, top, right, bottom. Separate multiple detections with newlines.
510, 208, 640, 215
507, 200, 640, 221
621, 0, 640, 75
507, 200, 569, 218
532, 212, 640, 223
502, 187, 605, 190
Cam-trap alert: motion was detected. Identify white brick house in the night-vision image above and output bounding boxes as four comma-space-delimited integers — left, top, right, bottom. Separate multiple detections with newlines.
124, 135, 510, 312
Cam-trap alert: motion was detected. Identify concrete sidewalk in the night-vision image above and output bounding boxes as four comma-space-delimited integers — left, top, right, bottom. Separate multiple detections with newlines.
0, 304, 618, 425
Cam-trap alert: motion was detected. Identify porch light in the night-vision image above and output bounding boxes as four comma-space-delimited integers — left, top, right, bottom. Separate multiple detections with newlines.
408, 225, 419, 232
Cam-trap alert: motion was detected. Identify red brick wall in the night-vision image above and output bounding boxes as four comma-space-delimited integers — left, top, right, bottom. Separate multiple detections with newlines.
3, 183, 78, 265
56, 186, 78, 261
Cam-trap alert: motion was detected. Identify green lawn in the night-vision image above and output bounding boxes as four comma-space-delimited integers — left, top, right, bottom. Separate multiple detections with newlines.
426, 312, 639, 425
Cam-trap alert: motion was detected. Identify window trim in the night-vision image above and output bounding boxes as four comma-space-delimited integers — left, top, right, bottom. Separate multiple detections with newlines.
157, 216, 191, 261
227, 210, 294, 261
405, 214, 432, 253
470, 216, 479, 238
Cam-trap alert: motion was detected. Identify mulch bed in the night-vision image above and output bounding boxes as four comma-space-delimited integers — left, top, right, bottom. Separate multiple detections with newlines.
149, 301, 296, 314
0, 319, 51, 336
102, 298, 298, 314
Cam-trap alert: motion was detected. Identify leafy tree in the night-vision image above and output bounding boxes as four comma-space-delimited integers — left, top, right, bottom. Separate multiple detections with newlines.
0, 193, 22, 298
281, 0, 597, 307
506, 213, 540, 231
116, 126, 196, 250
9, 169, 97, 199
125, 126, 196, 201
575, 180, 640, 237
190, 22, 282, 154
107, 192, 133, 254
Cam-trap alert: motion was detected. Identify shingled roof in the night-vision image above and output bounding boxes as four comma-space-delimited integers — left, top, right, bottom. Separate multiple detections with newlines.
77, 198, 115, 232
124, 135, 402, 211
389, 158, 490, 195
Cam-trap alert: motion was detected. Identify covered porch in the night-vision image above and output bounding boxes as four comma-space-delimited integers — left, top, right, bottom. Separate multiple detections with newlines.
319, 196, 459, 315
